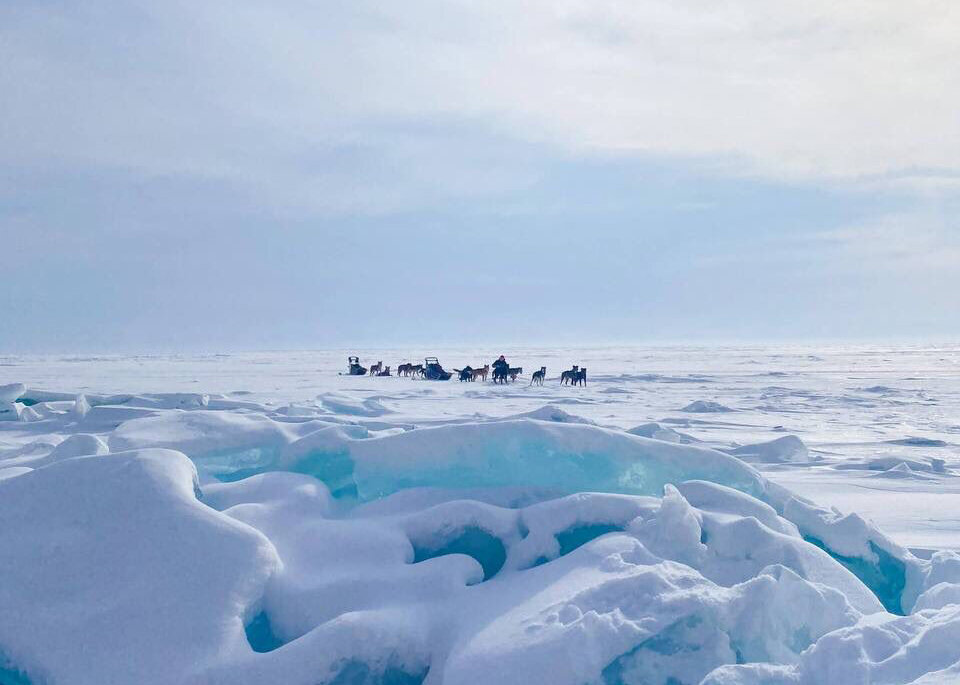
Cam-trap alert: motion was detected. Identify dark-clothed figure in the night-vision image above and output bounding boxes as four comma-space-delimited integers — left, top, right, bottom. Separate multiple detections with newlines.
492, 355, 510, 384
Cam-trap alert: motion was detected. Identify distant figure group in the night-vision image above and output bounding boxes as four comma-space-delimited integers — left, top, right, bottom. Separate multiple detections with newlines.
346, 355, 585, 387
396, 363, 423, 377
345, 357, 393, 376
490, 355, 522, 384
560, 365, 587, 386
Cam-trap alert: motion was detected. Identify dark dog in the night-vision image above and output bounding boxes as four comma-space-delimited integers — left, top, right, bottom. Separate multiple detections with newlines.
455, 366, 475, 382
560, 365, 579, 385
571, 367, 587, 387
369, 361, 383, 376
530, 367, 546, 385
508, 367, 522, 382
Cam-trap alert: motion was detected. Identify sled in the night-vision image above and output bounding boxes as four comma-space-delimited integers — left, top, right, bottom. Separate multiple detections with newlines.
423, 357, 452, 381
347, 356, 367, 376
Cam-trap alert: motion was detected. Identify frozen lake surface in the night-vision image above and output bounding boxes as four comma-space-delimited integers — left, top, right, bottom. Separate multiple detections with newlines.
2, 343, 960, 684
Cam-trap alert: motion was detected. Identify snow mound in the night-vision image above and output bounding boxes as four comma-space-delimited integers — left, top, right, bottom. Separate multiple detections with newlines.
0, 449, 280, 685
682, 400, 734, 413
0, 436, 63, 462
442, 544, 857, 685
835, 456, 947, 474
726, 435, 811, 464
47, 433, 110, 461
78, 404, 161, 431
914, 582, 960, 612
501, 404, 596, 424
275, 403, 321, 417
869, 462, 937, 481
318, 392, 393, 417
705, 604, 960, 684
627, 422, 700, 444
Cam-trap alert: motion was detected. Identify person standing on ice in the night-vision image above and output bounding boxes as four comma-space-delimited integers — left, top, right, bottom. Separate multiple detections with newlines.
491, 355, 510, 384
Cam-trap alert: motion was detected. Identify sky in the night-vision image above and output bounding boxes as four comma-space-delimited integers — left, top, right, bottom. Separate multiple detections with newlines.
2, 0, 959, 352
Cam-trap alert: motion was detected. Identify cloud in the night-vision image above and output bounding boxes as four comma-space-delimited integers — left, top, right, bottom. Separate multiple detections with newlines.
3, 1, 960, 350
813, 212, 960, 272
3, 0, 960, 216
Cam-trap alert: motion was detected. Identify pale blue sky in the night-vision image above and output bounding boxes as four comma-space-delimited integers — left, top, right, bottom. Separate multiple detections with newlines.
2, 1, 959, 352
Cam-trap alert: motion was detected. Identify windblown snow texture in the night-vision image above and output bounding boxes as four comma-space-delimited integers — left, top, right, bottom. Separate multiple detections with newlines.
2, 345, 960, 684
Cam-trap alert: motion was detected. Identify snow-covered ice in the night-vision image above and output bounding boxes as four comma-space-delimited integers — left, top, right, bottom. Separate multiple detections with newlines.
1, 344, 960, 684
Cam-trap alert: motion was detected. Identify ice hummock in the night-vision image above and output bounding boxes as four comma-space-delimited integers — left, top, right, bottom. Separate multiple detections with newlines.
681, 400, 734, 413
0, 383, 27, 422
1, 378, 960, 684
725, 435, 811, 464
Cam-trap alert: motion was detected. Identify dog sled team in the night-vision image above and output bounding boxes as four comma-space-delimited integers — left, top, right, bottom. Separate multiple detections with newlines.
345, 356, 394, 377
345, 355, 585, 386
